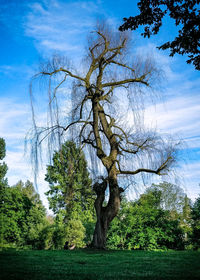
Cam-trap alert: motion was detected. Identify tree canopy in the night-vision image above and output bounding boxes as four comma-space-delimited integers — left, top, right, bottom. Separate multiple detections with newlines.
0, 138, 8, 189
119, 0, 200, 70
0, 180, 48, 248
107, 183, 192, 250
191, 193, 200, 249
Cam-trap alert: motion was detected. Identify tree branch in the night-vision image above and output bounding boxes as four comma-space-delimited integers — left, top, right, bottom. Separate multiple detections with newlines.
109, 60, 135, 72
42, 68, 86, 82
117, 156, 172, 176
102, 76, 149, 88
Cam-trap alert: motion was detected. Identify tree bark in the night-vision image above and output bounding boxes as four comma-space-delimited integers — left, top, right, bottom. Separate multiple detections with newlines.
92, 209, 108, 249
91, 176, 122, 249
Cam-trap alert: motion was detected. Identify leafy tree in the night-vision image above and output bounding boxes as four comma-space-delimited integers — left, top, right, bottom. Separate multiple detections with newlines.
1, 185, 25, 245
150, 182, 188, 212
30, 24, 178, 248
148, 182, 192, 244
0, 138, 8, 245
119, 0, 200, 70
107, 188, 184, 250
1, 181, 48, 248
45, 141, 95, 247
191, 194, 200, 249
179, 194, 192, 245
0, 138, 8, 203
0, 138, 7, 186
65, 219, 86, 248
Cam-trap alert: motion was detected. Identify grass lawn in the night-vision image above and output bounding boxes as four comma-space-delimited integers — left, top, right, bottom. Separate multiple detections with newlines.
0, 249, 200, 280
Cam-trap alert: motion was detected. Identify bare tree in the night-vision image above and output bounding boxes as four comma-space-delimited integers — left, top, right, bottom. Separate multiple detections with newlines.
29, 23, 177, 249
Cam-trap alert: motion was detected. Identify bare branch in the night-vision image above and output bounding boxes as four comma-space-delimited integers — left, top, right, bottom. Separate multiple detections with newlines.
102, 76, 149, 88
117, 155, 173, 176
118, 139, 149, 155
63, 120, 93, 132
109, 60, 135, 72
42, 67, 86, 83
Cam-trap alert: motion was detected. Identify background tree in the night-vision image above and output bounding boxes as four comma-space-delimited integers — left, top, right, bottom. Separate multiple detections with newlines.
191, 193, 200, 249
147, 182, 192, 244
150, 182, 189, 212
1, 180, 48, 249
0, 138, 8, 245
45, 141, 95, 247
119, 0, 200, 70
30, 23, 177, 249
107, 185, 185, 250
0, 138, 7, 188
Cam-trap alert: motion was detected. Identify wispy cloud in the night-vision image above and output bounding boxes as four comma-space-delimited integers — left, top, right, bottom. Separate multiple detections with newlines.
0, 97, 51, 208
0, 99, 30, 140
144, 95, 200, 140
24, 0, 104, 55
0, 98, 31, 176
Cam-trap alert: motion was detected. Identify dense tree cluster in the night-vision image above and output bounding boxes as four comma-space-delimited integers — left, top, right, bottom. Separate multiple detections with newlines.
107, 182, 193, 250
0, 180, 48, 249
1, 137, 199, 250
191, 195, 200, 249
0, 139, 96, 250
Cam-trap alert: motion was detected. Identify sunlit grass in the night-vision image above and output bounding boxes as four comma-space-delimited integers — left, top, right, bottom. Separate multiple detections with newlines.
0, 249, 200, 280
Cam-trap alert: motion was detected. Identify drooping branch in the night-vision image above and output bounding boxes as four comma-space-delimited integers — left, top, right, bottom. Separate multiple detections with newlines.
63, 120, 93, 132
50, 74, 68, 104
118, 139, 149, 155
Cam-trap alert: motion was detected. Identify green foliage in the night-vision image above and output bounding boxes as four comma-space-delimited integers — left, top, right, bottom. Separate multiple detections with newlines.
107, 185, 187, 250
0, 138, 8, 228
0, 138, 7, 184
45, 141, 96, 247
150, 182, 187, 212
0, 181, 49, 249
119, 0, 200, 70
45, 141, 94, 217
191, 194, 200, 249
65, 219, 86, 248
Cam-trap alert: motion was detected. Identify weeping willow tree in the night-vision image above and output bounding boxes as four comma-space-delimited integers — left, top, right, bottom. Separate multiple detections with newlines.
29, 23, 177, 249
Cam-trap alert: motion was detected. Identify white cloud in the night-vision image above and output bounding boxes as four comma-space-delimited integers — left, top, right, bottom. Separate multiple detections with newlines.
0, 97, 49, 205
0, 99, 31, 140
179, 162, 200, 201
144, 92, 200, 143
24, 0, 104, 55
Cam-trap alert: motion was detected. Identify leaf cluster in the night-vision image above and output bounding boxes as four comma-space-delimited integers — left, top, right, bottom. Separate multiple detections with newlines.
120, 0, 200, 70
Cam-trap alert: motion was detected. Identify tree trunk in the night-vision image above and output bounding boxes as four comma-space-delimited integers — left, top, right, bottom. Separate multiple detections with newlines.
92, 209, 108, 249
91, 176, 122, 249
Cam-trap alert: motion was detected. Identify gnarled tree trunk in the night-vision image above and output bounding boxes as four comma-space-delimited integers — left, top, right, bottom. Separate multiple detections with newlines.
92, 176, 122, 249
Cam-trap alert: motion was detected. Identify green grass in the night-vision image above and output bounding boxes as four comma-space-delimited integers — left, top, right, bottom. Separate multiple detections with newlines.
0, 249, 200, 280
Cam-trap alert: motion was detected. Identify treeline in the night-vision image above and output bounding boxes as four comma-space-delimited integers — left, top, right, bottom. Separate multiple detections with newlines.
0, 180, 95, 249
0, 138, 200, 250
1, 181, 200, 251
108, 183, 200, 250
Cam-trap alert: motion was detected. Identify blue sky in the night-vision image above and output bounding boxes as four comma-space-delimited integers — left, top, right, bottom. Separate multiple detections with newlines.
0, 0, 199, 209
